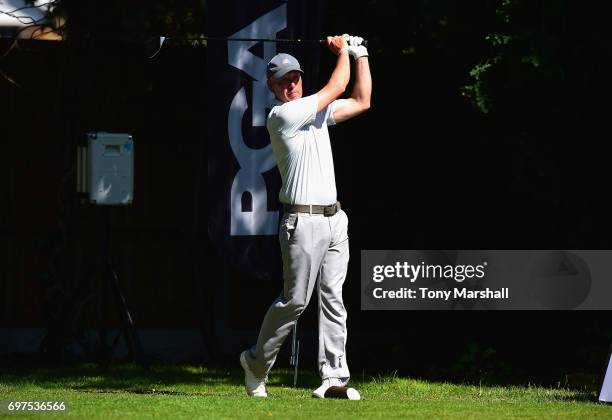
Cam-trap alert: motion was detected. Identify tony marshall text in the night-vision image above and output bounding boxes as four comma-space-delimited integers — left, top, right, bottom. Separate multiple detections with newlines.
372, 287, 509, 300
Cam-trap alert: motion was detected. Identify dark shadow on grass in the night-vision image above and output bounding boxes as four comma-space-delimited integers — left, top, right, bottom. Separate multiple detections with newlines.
0, 359, 601, 404
75, 388, 215, 397
0, 362, 243, 391
266, 370, 322, 389
0, 355, 325, 394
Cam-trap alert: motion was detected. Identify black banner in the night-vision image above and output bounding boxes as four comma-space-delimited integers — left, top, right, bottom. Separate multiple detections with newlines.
207, 0, 325, 278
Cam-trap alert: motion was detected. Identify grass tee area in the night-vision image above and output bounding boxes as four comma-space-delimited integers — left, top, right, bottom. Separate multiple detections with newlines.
0, 364, 610, 419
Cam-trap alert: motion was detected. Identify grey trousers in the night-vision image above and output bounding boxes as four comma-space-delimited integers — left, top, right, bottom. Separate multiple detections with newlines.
247, 209, 350, 381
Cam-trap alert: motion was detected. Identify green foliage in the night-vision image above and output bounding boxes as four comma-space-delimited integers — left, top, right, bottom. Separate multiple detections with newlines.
463, 0, 612, 116
486, 33, 512, 47
462, 57, 500, 114
56, 0, 206, 43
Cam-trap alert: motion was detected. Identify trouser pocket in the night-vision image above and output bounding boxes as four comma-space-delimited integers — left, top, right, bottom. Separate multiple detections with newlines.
280, 213, 299, 243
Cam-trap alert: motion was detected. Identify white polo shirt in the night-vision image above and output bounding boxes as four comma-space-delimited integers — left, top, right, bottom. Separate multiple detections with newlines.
267, 94, 338, 206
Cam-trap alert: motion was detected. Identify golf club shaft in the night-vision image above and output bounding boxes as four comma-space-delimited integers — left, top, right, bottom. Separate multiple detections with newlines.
291, 321, 299, 387
202, 36, 368, 47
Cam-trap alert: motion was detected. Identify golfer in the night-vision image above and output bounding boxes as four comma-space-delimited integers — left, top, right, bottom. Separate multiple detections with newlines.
240, 34, 371, 398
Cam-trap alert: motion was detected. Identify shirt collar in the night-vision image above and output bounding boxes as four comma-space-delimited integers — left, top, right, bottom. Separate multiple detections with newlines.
268, 97, 284, 108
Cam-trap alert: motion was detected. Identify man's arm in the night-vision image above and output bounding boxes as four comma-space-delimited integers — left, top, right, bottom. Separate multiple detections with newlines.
332, 39, 372, 123
316, 35, 350, 113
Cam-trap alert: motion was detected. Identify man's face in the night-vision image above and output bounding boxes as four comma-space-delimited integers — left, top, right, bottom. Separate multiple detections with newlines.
268, 71, 303, 102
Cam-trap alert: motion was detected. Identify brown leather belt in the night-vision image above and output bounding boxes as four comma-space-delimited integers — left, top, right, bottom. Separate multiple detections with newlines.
283, 201, 341, 217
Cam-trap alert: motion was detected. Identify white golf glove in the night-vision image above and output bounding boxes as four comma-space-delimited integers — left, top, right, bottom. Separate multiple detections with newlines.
347, 35, 368, 59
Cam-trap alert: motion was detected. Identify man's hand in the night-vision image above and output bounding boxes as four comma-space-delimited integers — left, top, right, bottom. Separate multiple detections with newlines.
326, 34, 349, 56
347, 35, 368, 60
330, 34, 371, 123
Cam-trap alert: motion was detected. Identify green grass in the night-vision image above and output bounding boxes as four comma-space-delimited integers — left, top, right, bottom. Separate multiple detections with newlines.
0, 363, 610, 419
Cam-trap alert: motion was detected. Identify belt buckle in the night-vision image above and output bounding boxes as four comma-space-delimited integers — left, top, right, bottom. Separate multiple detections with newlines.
309, 204, 313, 215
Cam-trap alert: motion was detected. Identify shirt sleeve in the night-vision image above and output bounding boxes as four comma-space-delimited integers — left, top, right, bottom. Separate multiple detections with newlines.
325, 100, 339, 126
268, 94, 318, 138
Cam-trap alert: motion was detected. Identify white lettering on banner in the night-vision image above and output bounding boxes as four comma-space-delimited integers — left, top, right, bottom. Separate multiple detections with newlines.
228, 4, 286, 235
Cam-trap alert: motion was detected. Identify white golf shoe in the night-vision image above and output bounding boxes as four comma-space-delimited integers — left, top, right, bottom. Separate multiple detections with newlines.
312, 377, 348, 398
240, 351, 267, 397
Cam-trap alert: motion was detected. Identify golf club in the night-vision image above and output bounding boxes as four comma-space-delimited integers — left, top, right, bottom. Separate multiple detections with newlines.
202, 36, 368, 47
